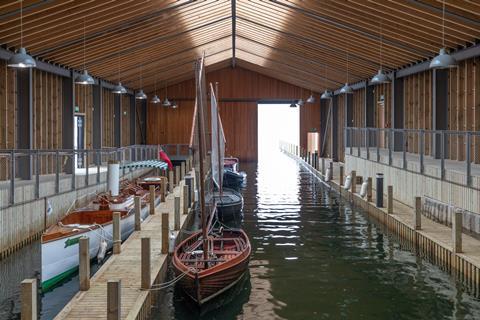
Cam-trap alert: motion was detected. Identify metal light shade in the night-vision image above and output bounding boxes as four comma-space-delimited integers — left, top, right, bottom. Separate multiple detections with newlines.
151, 95, 161, 104
75, 70, 95, 85
371, 69, 391, 85
8, 47, 36, 68
429, 48, 457, 69
306, 94, 315, 103
297, 99, 305, 107
340, 83, 353, 94
321, 90, 333, 100
162, 97, 172, 107
171, 102, 178, 109
112, 82, 127, 94
289, 102, 297, 108
135, 89, 147, 100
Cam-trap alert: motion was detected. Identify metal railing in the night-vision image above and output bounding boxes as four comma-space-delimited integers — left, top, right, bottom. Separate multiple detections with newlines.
345, 127, 480, 188
0, 144, 191, 209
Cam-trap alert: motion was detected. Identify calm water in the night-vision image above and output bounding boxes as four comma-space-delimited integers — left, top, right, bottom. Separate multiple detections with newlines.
2, 152, 480, 319
153, 152, 480, 319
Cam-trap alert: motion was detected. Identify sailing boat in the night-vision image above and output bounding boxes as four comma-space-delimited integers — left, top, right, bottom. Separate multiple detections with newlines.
210, 82, 243, 221
172, 56, 251, 305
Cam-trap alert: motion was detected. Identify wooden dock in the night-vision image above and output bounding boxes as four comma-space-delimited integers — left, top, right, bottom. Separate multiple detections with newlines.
286, 148, 480, 296
54, 171, 194, 320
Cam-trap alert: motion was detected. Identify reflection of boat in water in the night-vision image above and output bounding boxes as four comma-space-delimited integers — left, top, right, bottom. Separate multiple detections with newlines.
41, 181, 157, 291
173, 60, 251, 307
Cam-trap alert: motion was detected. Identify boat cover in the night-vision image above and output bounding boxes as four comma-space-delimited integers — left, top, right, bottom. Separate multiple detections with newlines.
121, 160, 169, 170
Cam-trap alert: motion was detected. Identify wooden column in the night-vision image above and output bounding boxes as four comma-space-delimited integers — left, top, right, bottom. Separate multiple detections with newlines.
392, 73, 404, 151
107, 280, 121, 320
339, 166, 344, 186
21, 279, 37, 320
387, 185, 393, 214
141, 237, 151, 290
134, 196, 141, 231
351, 170, 356, 193
17, 68, 33, 180
162, 213, 169, 254
181, 162, 185, 180
453, 208, 463, 253
62, 71, 75, 174
432, 69, 449, 159
129, 95, 136, 147
79, 237, 90, 291
183, 185, 189, 214
331, 96, 338, 161
175, 166, 180, 186
168, 170, 174, 193
113, 212, 121, 254
114, 94, 121, 148
92, 81, 103, 150
367, 177, 373, 202
365, 84, 375, 147
414, 197, 422, 230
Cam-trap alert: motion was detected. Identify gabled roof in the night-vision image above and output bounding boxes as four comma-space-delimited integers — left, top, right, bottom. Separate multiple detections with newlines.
0, 0, 478, 92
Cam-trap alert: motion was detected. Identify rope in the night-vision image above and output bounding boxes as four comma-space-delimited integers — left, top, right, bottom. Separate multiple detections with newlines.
148, 267, 197, 291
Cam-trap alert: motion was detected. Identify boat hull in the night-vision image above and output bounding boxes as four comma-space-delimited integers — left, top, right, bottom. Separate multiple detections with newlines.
213, 189, 243, 221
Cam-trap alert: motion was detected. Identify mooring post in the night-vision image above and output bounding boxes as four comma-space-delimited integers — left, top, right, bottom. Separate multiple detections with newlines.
162, 213, 169, 254
183, 185, 189, 214
339, 166, 344, 186
181, 162, 185, 180
175, 166, 180, 186
321, 158, 325, 175
453, 208, 463, 254
367, 177, 373, 202
149, 185, 155, 215
185, 176, 193, 207
107, 280, 121, 320
21, 279, 37, 320
351, 170, 357, 193
414, 197, 422, 230
79, 237, 90, 291
113, 212, 121, 254
134, 196, 141, 231
161, 178, 167, 201
174, 196, 181, 231
141, 237, 151, 290
329, 161, 333, 180
168, 170, 174, 193
387, 186, 393, 214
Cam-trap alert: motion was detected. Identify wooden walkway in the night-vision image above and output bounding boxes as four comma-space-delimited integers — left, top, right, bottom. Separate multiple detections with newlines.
289, 151, 480, 295
54, 172, 194, 320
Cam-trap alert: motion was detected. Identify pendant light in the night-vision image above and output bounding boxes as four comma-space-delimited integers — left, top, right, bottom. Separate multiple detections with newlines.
340, 49, 353, 94
8, 0, 36, 68
306, 91, 315, 103
371, 19, 391, 84
289, 101, 298, 108
151, 73, 160, 103
112, 53, 126, 94
171, 101, 178, 109
297, 99, 305, 107
430, 0, 457, 69
162, 82, 171, 107
135, 62, 147, 100
321, 64, 333, 100
75, 18, 94, 85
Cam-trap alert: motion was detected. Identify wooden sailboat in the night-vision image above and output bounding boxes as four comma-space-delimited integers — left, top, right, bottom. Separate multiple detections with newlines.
172, 56, 251, 305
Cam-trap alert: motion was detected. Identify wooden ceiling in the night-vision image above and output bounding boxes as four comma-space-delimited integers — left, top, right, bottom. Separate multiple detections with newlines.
0, 0, 479, 93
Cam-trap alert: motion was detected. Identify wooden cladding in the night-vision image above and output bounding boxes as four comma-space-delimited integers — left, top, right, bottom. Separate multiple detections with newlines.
121, 95, 131, 146
75, 85, 93, 149
102, 88, 115, 148
0, 60, 16, 179
146, 67, 316, 161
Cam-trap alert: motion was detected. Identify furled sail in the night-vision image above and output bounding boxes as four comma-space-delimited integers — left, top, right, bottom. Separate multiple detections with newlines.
210, 83, 225, 189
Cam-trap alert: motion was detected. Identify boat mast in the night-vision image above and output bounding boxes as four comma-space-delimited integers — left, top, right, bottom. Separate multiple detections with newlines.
195, 58, 209, 262
215, 82, 223, 196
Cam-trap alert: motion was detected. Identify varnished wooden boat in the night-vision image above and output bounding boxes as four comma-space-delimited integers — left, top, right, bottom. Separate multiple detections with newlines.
172, 228, 251, 305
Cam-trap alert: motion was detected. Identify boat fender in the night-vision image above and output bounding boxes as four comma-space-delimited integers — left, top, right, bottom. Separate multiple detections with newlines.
169, 231, 176, 254
343, 175, 352, 190
97, 239, 108, 263
325, 168, 331, 182
359, 181, 368, 198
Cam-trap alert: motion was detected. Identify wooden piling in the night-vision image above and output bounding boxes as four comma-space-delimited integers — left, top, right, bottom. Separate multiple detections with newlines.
134, 196, 141, 231
21, 279, 37, 320
367, 177, 372, 202
351, 170, 357, 193
321, 158, 325, 175
79, 237, 90, 291
339, 166, 344, 186
181, 162, 185, 180
168, 170, 174, 193
175, 166, 180, 186
162, 213, 169, 254
174, 197, 180, 231
161, 178, 167, 201
414, 197, 422, 230
107, 280, 121, 320
453, 208, 463, 254
183, 185, 189, 214
141, 238, 151, 290
113, 212, 121, 254
387, 185, 393, 214
149, 185, 155, 215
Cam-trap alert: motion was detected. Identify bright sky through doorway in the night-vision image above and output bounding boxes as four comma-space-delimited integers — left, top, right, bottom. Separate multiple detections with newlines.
258, 104, 299, 162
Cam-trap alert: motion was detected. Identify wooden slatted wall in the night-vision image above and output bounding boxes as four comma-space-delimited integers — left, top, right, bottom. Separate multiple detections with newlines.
352, 88, 365, 127
32, 69, 63, 174
102, 88, 115, 148
373, 82, 392, 150
0, 60, 16, 180
75, 85, 93, 149
337, 94, 345, 162
121, 95, 131, 146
